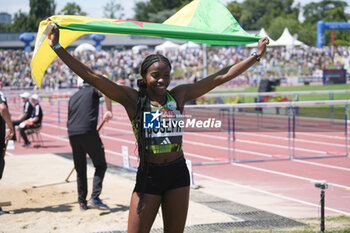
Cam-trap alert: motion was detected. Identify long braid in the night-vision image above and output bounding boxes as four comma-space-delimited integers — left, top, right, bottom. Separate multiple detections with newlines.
134, 79, 149, 214
134, 54, 171, 213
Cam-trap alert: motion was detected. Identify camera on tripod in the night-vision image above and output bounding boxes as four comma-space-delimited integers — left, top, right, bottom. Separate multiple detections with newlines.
314, 181, 328, 190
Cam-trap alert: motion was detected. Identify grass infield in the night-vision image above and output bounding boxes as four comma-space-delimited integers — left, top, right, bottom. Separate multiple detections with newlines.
227, 215, 350, 233
209, 83, 350, 103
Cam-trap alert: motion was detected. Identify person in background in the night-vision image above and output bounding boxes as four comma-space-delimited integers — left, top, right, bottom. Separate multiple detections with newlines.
0, 92, 14, 214
11, 92, 33, 141
18, 94, 43, 147
67, 78, 113, 211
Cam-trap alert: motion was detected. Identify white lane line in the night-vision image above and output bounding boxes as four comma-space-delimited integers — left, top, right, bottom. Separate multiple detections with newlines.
233, 163, 350, 190
43, 121, 350, 169
42, 121, 273, 158
42, 123, 350, 186
71, 114, 350, 143
194, 172, 350, 216
184, 139, 273, 157
262, 127, 348, 140
104, 149, 138, 161
5, 151, 13, 156
184, 152, 216, 161
41, 132, 69, 142
238, 138, 324, 154
297, 131, 347, 140
42, 109, 349, 144
42, 121, 350, 170
42, 121, 135, 143
293, 159, 350, 172
188, 130, 347, 151
40, 132, 350, 215
41, 131, 210, 163
188, 133, 350, 168
238, 132, 348, 148
40, 132, 138, 162
40, 114, 133, 134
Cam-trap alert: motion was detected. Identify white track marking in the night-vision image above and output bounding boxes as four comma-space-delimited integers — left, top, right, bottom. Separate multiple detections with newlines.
194, 173, 350, 216
292, 159, 350, 171
34, 132, 350, 216
233, 163, 350, 190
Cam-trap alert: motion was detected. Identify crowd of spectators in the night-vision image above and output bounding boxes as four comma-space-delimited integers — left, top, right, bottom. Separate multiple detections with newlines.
0, 44, 349, 89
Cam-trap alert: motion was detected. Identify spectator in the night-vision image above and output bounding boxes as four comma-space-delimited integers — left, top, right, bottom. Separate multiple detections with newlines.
18, 94, 43, 147
11, 92, 33, 141
1, 45, 349, 88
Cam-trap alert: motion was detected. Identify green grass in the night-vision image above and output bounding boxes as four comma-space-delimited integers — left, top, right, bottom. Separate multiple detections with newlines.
208, 83, 350, 103
198, 83, 350, 119
224, 215, 350, 233
244, 83, 350, 92
229, 230, 350, 233
297, 106, 346, 119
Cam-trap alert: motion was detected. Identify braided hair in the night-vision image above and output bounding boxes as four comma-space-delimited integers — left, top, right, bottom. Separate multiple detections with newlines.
134, 54, 171, 213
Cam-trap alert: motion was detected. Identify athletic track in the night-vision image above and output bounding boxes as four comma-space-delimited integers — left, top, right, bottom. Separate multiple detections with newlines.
5, 97, 350, 219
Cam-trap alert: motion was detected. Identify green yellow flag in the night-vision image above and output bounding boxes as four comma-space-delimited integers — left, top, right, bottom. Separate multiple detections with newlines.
31, 0, 261, 87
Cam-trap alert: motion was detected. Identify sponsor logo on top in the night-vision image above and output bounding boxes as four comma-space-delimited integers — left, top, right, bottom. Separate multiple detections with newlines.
143, 110, 222, 129
143, 110, 161, 129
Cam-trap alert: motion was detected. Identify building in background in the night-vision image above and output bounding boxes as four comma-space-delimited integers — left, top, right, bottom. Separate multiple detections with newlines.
0, 13, 11, 24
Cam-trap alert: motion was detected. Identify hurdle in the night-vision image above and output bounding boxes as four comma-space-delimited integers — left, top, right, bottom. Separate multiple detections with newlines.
57, 98, 69, 138
121, 146, 137, 172
292, 100, 349, 160
182, 106, 233, 166
184, 99, 350, 164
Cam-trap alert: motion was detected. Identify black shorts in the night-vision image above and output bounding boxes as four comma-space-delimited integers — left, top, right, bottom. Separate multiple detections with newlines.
134, 156, 190, 196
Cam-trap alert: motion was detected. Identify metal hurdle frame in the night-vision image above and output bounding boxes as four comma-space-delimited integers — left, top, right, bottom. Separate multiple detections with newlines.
183, 106, 233, 166
57, 98, 69, 137
230, 102, 292, 163
185, 102, 293, 164
185, 100, 350, 164
203, 89, 350, 102
292, 100, 349, 160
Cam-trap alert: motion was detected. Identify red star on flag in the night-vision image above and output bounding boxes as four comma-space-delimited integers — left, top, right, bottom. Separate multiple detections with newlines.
114, 20, 144, 27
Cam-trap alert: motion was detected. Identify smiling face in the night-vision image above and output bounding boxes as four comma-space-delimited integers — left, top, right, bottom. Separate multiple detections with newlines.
144, 61, 171, 97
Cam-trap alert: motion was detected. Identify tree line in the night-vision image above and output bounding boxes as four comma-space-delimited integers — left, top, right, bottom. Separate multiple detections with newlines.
0, 0, 349, 46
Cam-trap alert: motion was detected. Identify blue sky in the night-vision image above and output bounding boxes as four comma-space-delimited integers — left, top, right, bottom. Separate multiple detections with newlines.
0, 0, 348, 21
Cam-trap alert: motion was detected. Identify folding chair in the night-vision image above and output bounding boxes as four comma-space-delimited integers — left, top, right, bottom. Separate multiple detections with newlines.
26, 125, 44, 148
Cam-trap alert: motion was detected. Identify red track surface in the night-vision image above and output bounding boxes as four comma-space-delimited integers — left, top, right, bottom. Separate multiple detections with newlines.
5, 97, 350, 218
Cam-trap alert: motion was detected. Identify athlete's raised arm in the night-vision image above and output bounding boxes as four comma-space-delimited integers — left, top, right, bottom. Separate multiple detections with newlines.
171, 37, 269, 106
47, 25, 138, 110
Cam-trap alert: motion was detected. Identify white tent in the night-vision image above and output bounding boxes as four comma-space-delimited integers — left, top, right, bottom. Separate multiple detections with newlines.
132, 45, 148, 53
274, 28, 305, 47
74, 43, 96, 53
246, 28, 278, 47
179, 41, 200, 50
155, 41, 180, 52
